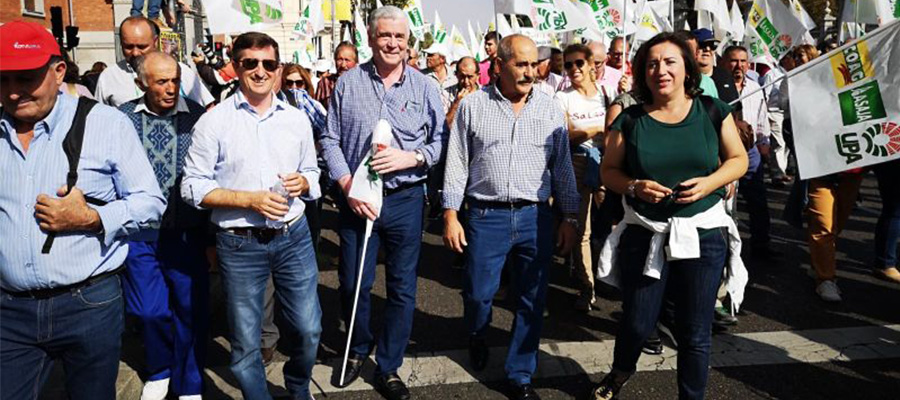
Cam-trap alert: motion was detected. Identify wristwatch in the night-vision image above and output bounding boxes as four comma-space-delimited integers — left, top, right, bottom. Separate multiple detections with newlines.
414, 150, 426, 167
626, 180, 638, 198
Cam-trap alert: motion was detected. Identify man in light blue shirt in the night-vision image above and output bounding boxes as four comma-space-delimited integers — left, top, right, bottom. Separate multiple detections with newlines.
319, 6, 447, 398
180, 32, 321, 400
0, 21, 165, 400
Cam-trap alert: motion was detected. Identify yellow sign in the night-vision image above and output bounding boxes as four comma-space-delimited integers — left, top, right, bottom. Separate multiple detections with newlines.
321, 0, 352, 22
830, 40, 874, 88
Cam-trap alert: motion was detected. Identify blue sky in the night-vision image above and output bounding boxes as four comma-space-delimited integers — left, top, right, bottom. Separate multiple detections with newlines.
422, 0, 497, 34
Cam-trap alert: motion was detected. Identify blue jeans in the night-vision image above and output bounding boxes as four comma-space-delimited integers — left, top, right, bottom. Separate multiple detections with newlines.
1, 274, 124, 400
338, 185, 423, 376
875, 161, 900, 268
216, 217, 321, 400
131, 0, 162, 18
124, 229, 209, 395
464, 201, 554, 385
611, 225, 726, 400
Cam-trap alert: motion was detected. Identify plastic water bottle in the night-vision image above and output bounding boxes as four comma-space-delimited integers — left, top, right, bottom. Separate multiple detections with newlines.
267, 179, 290, 228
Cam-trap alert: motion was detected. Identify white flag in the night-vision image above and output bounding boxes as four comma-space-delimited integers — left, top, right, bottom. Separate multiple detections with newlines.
841, 0, 897, 26
790, 0, 816, 30
743, 0, 809, 63
468, 21, 488, 62
203, 0, 284, 35
495, 0, 534, 15
695, 0, 732, 39
529, 0, 596, 33
511, 12, 522, 33
432, 11, 449, 45
496, 13, 515, 37
292, 0, 324, 38
353, 7, 372, 63
789, 21, 900, 179
403, 0, 427, 40
449, 25, 472, 61
634, 2, 671, 42
729, 0, 745, 42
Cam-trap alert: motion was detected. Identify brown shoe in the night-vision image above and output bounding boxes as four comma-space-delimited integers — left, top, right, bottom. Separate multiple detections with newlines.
261, 346, 275, 366
875, 267, 900, 284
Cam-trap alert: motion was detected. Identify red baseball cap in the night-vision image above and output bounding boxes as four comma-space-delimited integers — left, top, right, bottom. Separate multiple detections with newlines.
0, 20, 62, 72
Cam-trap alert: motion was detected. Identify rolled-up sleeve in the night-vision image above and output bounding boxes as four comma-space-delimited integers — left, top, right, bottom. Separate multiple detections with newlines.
320, 78, 351, 181
550, 123, 580, 214
181, 119, 220, 209
418, 83, 448, 168
441, 97, 471, 211
97, 116, 166, 246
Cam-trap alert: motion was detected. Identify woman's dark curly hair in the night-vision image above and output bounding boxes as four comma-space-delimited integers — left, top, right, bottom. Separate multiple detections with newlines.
632, 32, 702, 104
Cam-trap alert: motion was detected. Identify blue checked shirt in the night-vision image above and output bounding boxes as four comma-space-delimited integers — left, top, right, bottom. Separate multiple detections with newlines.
320, 62, 447, 189
0, 94, 166, 291
442, 85, 580, 214
180, 90, 321, 229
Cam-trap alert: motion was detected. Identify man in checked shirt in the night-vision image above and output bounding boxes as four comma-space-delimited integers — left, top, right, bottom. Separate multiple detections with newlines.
442, 34, 579, 400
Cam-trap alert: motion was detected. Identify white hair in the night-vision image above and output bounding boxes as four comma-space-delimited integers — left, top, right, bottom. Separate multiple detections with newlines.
367, 5, 408, 34
134, 51, 180, 86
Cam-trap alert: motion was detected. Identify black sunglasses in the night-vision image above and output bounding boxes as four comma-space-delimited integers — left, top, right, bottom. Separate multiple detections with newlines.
284, 79, 304, 87
239, 58, 279, 72
564, 59, 587, 70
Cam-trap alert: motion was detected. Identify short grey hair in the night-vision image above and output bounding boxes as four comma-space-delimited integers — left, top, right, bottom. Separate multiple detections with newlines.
134, 51, 180, 86
367, 5, 408, 35
497, 34, 534, 61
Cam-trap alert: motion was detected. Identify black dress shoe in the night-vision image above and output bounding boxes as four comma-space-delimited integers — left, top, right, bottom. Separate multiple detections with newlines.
335, 354, 365, 388
510, 383, 541, 400
468, 336, 489, 371
375, 373, 410, 400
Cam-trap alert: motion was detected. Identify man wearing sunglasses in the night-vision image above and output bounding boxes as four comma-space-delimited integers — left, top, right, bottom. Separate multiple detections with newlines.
181, 32, 322, 400
320, 6, 447, 399
691, 29, 740, 108
95, 16, 214, 108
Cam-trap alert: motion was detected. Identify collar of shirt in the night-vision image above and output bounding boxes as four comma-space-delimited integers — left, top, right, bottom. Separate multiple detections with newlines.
489, 83, 534, 107
135, 96, 190, 117
363, 61, 411, 87
233, 89, 287, 119
1, 93, 68, 143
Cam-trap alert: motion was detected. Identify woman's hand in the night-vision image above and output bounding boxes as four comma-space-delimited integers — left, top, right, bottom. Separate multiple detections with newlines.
674, 176, 719, 204
634, 180, 673, 204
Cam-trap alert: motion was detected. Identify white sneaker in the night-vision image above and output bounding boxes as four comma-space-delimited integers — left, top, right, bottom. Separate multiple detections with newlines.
140, 378, 170, 400
816, 280, 842, 302
179, 396, 202, 400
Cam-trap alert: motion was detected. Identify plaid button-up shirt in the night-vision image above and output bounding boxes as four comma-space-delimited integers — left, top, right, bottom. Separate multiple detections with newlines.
442, 85, 579, 213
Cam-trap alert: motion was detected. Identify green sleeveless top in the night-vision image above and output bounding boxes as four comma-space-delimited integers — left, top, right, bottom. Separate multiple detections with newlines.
610, 97, 732, 222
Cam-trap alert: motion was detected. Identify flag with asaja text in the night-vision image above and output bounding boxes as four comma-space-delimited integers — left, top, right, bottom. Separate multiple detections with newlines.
789, 21, 900, 179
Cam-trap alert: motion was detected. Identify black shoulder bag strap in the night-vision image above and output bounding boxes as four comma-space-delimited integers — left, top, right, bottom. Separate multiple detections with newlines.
698, 95, 724, 137
41, 96, 105, 254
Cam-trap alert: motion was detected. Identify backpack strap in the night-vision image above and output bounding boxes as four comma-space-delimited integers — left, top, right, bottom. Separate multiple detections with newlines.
697, 95, 724, 138
41, 96, 102, 254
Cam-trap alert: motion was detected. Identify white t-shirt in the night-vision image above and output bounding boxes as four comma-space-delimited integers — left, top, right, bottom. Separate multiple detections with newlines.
554, 87, 609, 149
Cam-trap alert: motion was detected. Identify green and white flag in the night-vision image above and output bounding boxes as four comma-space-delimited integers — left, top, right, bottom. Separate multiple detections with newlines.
432, 11, 449, 45
790, 0, 816, 30
575, 0, 635, 41
292, 40, 318, 70
353, 7, 372, 63
633, 1, 670, 43
403, 0, 427, 40
204, 0, 284, 34
529, 0, 593, 34
743, 0, 808, 64
468, 21, 487, 62
788, 21, 900, 179
293, 0, 324, 38
449, 25, 472, 61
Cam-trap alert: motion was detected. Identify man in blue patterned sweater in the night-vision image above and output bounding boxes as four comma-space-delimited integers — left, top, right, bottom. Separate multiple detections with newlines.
117, 51, 210, 400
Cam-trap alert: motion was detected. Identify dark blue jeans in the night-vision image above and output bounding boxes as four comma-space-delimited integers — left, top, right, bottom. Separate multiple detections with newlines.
130, 0, 162, 18
875, 161, 900, 268
338, 185, 423, 376
464, 202, 554, 385
1, 274, 124, 400
612, 225, 726, 400
216, 217, 321, 400
739, 166, 771, 248
124, 229, 209, 395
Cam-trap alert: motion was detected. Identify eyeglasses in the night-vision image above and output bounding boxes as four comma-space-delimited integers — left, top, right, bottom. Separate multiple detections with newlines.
284, 79, 304, 88
564, 59, 587, 70
239, 58, 279, 72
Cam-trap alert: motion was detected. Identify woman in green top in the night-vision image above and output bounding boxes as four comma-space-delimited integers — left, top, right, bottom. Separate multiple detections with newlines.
592, 33, 747, 400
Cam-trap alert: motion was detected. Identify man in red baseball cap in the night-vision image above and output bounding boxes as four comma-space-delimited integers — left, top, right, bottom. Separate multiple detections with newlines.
0, 20, 166, 400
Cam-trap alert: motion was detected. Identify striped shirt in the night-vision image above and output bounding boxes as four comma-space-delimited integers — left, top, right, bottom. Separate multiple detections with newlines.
0, 94, 166, 291
320, 62, 447, 189
442, 85, 580, 213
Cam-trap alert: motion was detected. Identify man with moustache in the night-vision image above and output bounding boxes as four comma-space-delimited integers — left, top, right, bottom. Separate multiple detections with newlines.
94, 16, 213, 107
442, 34, 579, 400
320, 6, 447, 399
117, 51, 210, 400
0, 21, 165, 400
180, 32, 322, 400
315, 41, 358, 106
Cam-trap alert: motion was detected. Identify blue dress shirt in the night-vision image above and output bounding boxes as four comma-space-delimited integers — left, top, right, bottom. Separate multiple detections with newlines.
180, 90, 321, 229
0, 94, 166, 291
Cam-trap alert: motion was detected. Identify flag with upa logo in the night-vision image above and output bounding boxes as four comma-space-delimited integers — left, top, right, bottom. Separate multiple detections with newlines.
788, 21, 900, 179
203, 0, 284, 34
530, 0, 594, 34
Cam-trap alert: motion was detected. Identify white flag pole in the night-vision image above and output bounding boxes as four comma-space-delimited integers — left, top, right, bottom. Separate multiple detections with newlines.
339, 218, 374, 387
622, 0, 628, 72
670, 0, 675, 30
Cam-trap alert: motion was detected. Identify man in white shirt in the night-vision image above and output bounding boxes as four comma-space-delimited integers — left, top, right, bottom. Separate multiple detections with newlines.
94, 16, 214, 108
